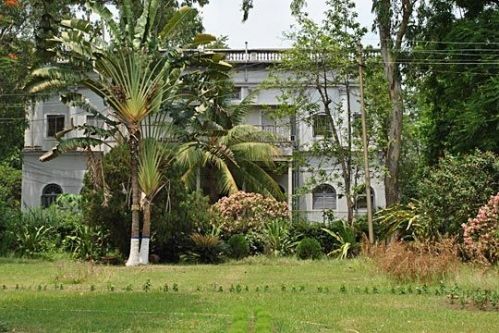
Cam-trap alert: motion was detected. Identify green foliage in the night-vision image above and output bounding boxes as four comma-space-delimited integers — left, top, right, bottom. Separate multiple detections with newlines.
375, 201, 426, 241
296, 237, 322, 260
289, 221, 336, 254
82, 145, 214, 262
227, 234, 250, 260
182, 233, 226, 264
260, 219, 297, 256
415, 7, 499, 162
322, 220, 359, 259
1, 196, 109, 260
418, 151, 499, 238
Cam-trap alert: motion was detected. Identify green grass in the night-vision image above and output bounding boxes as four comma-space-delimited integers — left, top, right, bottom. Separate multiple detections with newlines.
0, 257, 498, 332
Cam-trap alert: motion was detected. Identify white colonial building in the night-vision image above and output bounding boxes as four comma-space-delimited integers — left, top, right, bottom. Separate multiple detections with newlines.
22, 49, 385, 221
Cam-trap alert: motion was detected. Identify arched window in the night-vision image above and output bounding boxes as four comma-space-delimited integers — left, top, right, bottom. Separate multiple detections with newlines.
356, 187, 375, 209
312, 184, 337, 210
41, 184, 63, 208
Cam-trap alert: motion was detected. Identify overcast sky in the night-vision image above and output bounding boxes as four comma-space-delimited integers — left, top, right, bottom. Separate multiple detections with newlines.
200, 0, 378, 49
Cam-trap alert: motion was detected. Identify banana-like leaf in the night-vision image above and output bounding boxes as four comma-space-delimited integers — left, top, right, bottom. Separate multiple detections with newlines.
87, 1, 121, 41
159, 6, 195, 40
60, 19, 95, 34
193, 33, 217, 45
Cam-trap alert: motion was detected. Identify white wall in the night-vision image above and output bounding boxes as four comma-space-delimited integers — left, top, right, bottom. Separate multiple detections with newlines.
21, 152, 88, 209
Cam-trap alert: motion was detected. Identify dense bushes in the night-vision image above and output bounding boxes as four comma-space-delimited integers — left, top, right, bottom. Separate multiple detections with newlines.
212, 191, 288, 235
418, 151, 499, 237
296, 238, 322, 260
462, 193, 499, 265
0, 196, 110, 260
82, 145, 215, 262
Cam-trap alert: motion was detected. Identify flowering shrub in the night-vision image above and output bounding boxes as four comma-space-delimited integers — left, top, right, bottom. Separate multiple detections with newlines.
212, 191, 288, 235
462, 193, 499, 265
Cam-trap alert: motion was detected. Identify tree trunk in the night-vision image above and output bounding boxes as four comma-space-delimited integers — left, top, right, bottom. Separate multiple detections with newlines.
139, 199, 151, 265
126, 126, 141, 266
375, 0, 411, 207
345, 81, 353, 224
380, 50, 403, 207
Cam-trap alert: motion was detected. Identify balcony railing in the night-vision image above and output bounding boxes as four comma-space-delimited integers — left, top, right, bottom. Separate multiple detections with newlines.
257, 124, 291, 143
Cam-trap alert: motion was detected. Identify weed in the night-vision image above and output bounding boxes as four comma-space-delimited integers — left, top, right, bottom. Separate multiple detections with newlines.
340, 284, 347, 293
143, 279, 152, 292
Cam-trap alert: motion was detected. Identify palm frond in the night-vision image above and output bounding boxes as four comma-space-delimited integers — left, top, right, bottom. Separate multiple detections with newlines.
40, 137, 105, 162
234, 160, 285, 201
138, 138, 165, 198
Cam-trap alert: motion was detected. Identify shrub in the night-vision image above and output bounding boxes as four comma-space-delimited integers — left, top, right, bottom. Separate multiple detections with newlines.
181, 233, 226, 264
1, 195, 110, 260
462, 193, 499, 265
370, 239, 458, 282
418, 151, 499, 238
0, 203, 19, 255
322, 220, 360, 259
296, 237, 322, 260
227, 234, 250, 259
289, 221, 335, 254
261, 219, 297, 256
374, 200, 427, 241
212, 191, 288, 235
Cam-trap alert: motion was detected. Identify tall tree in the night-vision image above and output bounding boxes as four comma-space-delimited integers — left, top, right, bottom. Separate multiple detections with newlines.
264, 0, 368, 222
28, 0, 222, 266
241, 0, 412, 206
412, 1, 499, 163
371, 0, 416, 206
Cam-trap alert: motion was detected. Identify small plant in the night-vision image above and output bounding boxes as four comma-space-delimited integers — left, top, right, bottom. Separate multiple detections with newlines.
125, 284, 133, 292
218, 286, 223, 292
296, 237, 322, 260
143, 279, 152, 292
340, 284, 347, 293
107, 283, 115, 292
172, 283, 178, 292
227, 234, 250, 259
90, 285, 95, 292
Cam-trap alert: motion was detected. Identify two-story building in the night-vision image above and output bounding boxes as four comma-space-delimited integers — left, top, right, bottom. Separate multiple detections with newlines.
21, 49, 386, 221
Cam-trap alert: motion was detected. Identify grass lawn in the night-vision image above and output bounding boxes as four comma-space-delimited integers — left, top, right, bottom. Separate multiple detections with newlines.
0, 257, 498, 332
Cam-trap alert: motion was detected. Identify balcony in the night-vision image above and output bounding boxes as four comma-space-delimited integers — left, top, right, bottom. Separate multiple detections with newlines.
258, 124, 290, 142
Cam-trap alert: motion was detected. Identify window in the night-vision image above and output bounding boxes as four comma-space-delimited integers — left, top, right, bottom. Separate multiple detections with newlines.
41, 183, 63, 208
47, 115, 65, 137
312, 114, 330, 137
312, 184, 337, 210
356, 187, 375, 209
230, 87, 242, 100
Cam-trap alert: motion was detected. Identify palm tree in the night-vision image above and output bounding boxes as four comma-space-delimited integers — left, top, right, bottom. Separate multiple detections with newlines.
137, 138, 165, 264
177, 124, 286, 202
27, 0, 222, 266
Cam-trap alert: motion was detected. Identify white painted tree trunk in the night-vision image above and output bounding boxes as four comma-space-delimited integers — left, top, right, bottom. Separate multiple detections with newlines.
125, 238, 140, 266
138, 238, 150, 265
